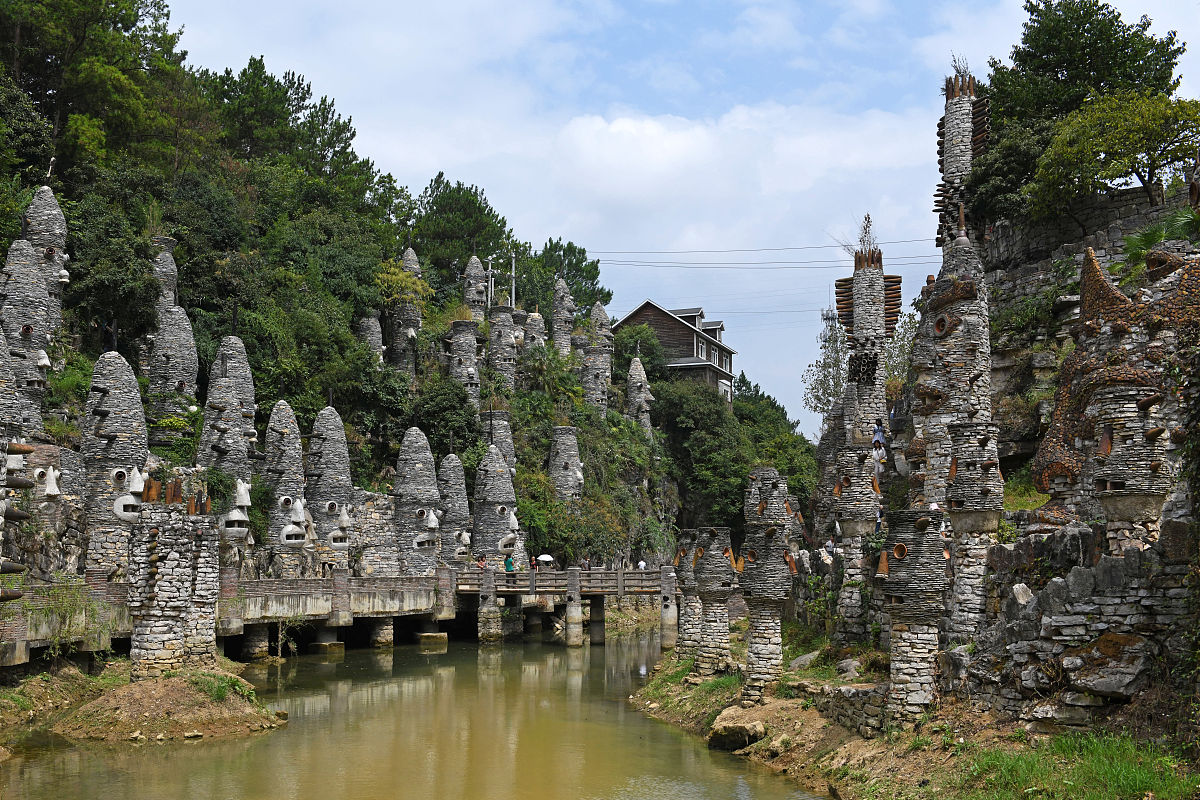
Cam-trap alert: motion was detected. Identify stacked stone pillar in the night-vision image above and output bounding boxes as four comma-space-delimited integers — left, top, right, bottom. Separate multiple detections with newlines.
481, 410, 516, 476
437, 454, 470, 563
551, 278, 577, 357
22, 187, 70, 334
471, 444, 526, 569
549, 426, 584, 504
692, 526, 734, 676
625, 357, 654, 436
447, 320, 480, 408
260, 400, 314, 578
477, 568, 502, 642
674, 529, 701, 657
487, 306, 518, 390
2, 239, 53, 432
740, 467, 794, 702
524, 311, 547, 349
128, 505, 218, 680
305, 407, 355, 571
392, 427, 442, 574
565, 567, 584, 647
463, 255, 488, 321
945, 421, 1003, 639
879, 510, 947, 721
388, 248, 424, 377
659, 564, 678, 649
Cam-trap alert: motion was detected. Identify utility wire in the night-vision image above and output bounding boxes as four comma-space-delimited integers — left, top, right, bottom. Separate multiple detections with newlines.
590, 238, 936, 254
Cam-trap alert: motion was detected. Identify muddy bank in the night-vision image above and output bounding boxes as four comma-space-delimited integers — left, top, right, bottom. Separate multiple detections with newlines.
633, 654, 1199, 799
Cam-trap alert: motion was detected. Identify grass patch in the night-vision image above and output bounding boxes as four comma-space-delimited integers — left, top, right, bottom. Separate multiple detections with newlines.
1003, 463, 1049, 512
187, 672, 257, 705
957, 733, 1198, 799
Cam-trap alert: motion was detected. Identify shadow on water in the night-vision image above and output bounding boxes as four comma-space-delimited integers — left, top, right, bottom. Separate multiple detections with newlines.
3, 632, 826, 800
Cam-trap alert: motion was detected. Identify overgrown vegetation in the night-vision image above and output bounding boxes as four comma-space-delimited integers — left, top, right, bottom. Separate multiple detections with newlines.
1003, 463, 1050, 511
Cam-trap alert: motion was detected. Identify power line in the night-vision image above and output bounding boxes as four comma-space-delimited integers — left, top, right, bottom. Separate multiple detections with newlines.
590, 238, 937, 254
601, 259, 944, 271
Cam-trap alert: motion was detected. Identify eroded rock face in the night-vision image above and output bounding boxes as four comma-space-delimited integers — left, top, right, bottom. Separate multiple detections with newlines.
82, 352, 149, 573
304, 407, 355, 571
437, 453, 470, 563
393, 427, 441, 574
471, 444, 525, 569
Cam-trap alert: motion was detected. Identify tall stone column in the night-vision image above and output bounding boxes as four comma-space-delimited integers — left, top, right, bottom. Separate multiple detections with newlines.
674, 529, 701, 657
878, 510, 947, 722
565, 567, 584, 647
589, 596, 605, 644
305, 407, 356, 571
945, 421, 1003, 640
551, 278, 577, 357
2, 239, 52, 433
446, 320, 480, 408
659, 565, 678, 650
625, 357, 654, 437
392, 427, 442, 575
549, 426, 583, 504
833, 447, 878, 645
242, 624, 270, 661
463, 255, 488, 320
478, 568, 503, 643
739, 467, 794, 703
259, 400, 313, 578
437, 454, 470, 564
471, 445, 526, 569
488, 305, 518, 390
388, 248, 424, 377
693, 526, 734, 676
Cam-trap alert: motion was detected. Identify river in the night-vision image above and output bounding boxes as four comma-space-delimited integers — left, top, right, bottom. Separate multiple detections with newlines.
3, 635, 826, 800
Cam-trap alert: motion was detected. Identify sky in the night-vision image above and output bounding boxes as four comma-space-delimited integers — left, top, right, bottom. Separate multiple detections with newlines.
168, 0, 1200, 436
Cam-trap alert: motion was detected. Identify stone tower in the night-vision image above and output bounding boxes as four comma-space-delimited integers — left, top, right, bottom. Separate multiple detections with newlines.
933, 73, 988, 246
446, 320, 480, 408
388, 247, 424, 377
21, 186, 70, 333
740, 467, 795, 703
355, 313, 385, 364
463, 255, 488, 321
196, 377, 251, 481
146, 305, 199, 423
304, 407, 355, 570
151, 235, 178, 310
393, 427, 442, 575
259, 400, 313, 578
487, 305, 518, 390
437, 453, 470, 564
548, 426, 583, 503
471, 444, 525, 569
524, 310, 547, 349
0, 327, 24, 430
625, 356, 654, 436
2, 240, 53, 432
82, 352, 149, 573
480, 410, 516, 476
692, 526, 735, 676
551, 278, 577, 357
674, 529, 702, 657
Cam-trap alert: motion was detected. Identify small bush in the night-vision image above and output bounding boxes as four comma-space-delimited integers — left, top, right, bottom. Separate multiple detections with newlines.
187, 672, 257, 705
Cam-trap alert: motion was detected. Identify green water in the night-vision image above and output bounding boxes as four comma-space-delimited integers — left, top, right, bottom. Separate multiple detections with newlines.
3, 636, 825, 800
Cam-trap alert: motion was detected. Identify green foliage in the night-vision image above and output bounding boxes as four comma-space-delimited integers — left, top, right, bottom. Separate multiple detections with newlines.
204, 467, 235, 513
523, 237, 613, 315
45, 349, 95, 410
1030, 92, 1200, 218
412, 374, 483, 464
956, 732, 1197, 799
801, 308, 847, 416
732, 372, 817, 502
148, 408, 202, 466
613, 323, 668, 383
652, 379, 754, 532
1, 572, 114, 658
187, 671, 257, 704
970, 0, 1185, 223
1164, 206, 1200, 241
1003, 463, 1049, 512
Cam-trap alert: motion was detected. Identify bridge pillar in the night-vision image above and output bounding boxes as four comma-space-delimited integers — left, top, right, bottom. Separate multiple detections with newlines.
589, 596, 605, 644
677, 591, 702, 657
478, 568, 503, 643
659, 565, 678, 650
565, 568, 584, 647
311, 624, 345, 656
369, 618, 395, 648
242, 624, 270, 661
524, 609, 544, 638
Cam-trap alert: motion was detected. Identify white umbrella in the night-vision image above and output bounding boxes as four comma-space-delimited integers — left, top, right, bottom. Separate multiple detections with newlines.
536, 554, 555, 562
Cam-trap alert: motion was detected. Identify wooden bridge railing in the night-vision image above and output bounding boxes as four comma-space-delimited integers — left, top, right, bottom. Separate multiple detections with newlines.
451, 567, 662, 596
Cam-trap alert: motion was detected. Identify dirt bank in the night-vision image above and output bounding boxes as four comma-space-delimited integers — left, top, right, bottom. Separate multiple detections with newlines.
1, 656, 283, 745
52, 669, 283, 742
633, 653, 1199, 799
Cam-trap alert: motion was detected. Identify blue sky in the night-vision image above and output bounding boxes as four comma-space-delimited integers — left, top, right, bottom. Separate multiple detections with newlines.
168, 0, 1200, 436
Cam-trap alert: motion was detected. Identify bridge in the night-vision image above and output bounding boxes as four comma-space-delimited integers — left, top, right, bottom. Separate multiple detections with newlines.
0, 565, 673, 666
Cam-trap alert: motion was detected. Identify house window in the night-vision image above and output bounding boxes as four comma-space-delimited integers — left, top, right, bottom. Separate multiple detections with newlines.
698, 339, 706, 359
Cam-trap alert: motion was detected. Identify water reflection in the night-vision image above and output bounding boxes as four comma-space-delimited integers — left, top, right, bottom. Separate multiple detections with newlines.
4, 635, 824, 800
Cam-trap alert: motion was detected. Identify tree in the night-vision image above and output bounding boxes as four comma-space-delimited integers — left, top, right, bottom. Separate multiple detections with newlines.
882, 310, 917, 390
613, 322, 667, 383
801, 307, 847, 416
732, 373, 818, 500
968, 0, 1185, 222
1030, 91, 1200, 217
410, 172, 514, 304
521, 237, 612, 315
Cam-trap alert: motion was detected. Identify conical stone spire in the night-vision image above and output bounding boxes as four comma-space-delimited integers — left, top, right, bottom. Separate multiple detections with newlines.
394, 426, 441, 574
472, 444, 525, 568
2, 239, 53, 432
82, 352, 149, 573
259, 400, 314, 577
626, 357, 654, 435
305, 407, 354, 568
464, 255, 488, 320
22, 186, 69, 331
438, 453, 470, 563
551, 278, 577, 357
147, 305, 198, 424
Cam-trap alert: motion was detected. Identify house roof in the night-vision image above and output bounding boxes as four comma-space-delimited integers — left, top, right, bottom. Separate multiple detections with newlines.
668, 307, 703, 317
612, 299, 738, 354
701, 320, 724, 330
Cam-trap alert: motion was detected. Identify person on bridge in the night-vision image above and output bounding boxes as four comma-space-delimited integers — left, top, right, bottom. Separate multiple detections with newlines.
504, 554, 515, 572
637, 558, 646, 570
475, 555, 486, 569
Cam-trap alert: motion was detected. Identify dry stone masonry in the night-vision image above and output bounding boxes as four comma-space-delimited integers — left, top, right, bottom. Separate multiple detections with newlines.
437, 453, 470, 563
259, 400, 313, 578
674, 528, 701, 657
548, 426, 583, 504
393, 427, 442, 575
692, 526, 735, 676
446, 319, 480, 408
551, 278, 577, 357
625, 356, 654, 436
388, 247, 424, 376
487, 305, 518, 390
740, 467, 796, 703
472, 444, 525, 569
305, 407, 355, 572
463, 255, 488, 321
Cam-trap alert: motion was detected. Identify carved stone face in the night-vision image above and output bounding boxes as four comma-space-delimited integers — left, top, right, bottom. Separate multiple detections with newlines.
111, 468, 145, 524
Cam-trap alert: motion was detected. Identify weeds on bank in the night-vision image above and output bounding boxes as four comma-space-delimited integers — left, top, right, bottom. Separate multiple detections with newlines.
187, 672, 258, 705
956, 732, 1198, 800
